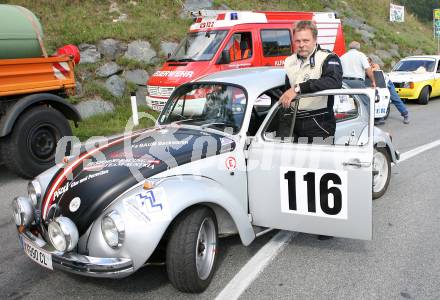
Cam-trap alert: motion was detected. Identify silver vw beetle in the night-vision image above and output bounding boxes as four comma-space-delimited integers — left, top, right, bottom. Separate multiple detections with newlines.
12, 67, 398, 293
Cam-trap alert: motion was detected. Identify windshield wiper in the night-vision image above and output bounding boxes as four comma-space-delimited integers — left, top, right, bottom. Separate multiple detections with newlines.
200, 122, 237, 131
176, 58, 195, 62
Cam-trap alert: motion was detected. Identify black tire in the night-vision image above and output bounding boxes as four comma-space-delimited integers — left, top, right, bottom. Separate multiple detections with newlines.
372, 146, 391, 199
1, 106, 72, 178
417, 86, 430, 105
384, 102, 391, 120
166, 207, 218, 293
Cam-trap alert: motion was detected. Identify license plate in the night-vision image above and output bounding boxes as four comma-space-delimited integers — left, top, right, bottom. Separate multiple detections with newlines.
152, 104, 164, 111
22, 237, 53, 270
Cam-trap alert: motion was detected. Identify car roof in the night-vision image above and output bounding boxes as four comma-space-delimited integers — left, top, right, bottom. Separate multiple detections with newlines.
196, 67, 286, 95
401, 55, 440, 60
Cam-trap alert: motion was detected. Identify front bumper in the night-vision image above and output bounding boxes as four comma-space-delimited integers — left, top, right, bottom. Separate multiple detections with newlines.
18, 228, 134, 278
394, 87, 419, 99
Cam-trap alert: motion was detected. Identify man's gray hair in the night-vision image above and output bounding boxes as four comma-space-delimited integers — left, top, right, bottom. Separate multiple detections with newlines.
349, 41, 361, 50
293, 20, 318, 40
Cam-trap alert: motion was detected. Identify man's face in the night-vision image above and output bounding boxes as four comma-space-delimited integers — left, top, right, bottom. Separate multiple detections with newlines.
294, 29, 316, 58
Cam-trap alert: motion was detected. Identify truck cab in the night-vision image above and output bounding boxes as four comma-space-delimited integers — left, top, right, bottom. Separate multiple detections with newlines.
146, 10, 346, 110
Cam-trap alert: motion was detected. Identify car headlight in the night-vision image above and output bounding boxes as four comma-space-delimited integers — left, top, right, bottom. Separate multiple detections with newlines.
12, 197, 34, 226
27, 180, 42, 206
402, 82, 414, 89
48, 217, 79, 252
101, 211, 125, 248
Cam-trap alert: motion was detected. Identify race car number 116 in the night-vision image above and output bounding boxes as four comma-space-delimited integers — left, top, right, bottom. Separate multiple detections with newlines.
280, 167, 348, 219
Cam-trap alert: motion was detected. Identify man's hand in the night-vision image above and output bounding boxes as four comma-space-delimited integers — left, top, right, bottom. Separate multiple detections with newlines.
371, 81, 376, 89
279, 88, 297, 108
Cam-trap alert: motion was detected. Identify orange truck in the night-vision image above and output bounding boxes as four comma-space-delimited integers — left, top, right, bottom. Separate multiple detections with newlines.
0, 52, 82, 178
0, 4, 82, 178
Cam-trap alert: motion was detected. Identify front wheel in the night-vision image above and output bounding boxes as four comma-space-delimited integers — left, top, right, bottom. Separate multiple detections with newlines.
166, 207, 218, 293
417, 86, 430, 105
372, 146, 391, 199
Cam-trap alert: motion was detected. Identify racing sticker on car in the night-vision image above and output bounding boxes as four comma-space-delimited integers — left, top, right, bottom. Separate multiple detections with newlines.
124, 187, 172, 223
280, 167, 348, 219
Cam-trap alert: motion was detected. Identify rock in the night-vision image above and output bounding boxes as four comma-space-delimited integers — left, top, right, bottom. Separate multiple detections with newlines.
97, 39, 127, 60
96, 62, 122, 78
105, 75, 126, 97
414, 49, 424, 55
368, 54, 384, 67
360, 23, 375, 33
78, 43, 95, 51
113, 13, 128, 23
123, 69, 149, 86
124, 40, 157, 63
109, 2, 120, 13
75, 81, 83, 96
356, 29, 374, 43
75, 98, 115, 119
388, 48, 400, 58
79, 44, 101, 64
343, 18, 364, 29
160, 42, 179, 57
181, 0, 213, 18
375, 50, 393, 61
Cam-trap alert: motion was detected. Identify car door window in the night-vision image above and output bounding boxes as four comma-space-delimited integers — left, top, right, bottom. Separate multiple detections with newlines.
262, 92, 369, 146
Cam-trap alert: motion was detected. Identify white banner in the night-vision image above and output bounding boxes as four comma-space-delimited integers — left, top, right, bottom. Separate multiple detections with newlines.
390, 3, 405, 22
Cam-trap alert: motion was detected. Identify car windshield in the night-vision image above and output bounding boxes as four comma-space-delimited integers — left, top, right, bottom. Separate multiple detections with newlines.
392, 59, 435, 72
158, 83, 247, 134
168, 30, 228, 62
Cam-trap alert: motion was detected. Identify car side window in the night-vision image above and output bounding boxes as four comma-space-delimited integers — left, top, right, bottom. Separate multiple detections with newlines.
248, 86, 283, 136
365, 71, 386, 88
225, 32, 253, 62
437, 61, 440, 73
262, 93, 368, 146
260, 29, 292, 57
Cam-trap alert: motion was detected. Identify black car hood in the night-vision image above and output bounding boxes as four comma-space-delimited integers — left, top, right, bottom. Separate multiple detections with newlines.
40, 126, 235, 234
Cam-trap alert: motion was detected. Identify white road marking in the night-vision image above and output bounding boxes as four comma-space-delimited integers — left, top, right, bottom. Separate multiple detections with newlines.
215, 231, 296, 300
216, 139, 440, 300
398, 139, 440, 162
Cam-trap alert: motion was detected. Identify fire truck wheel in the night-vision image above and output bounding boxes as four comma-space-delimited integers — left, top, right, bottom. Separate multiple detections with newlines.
166, 206, 218, 293
1, 106, 72, 178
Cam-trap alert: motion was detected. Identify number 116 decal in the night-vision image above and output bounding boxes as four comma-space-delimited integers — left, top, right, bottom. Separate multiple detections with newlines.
280, 167, 348, 219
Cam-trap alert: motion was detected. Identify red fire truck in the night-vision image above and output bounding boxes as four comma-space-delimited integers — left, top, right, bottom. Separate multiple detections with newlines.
146, 10, 346, 110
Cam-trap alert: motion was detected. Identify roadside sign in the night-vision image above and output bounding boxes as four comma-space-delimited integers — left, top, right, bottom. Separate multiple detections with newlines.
434, 9, 440, 38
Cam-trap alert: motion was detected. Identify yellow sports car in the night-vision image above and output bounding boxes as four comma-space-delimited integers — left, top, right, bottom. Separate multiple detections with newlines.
388, 55, 440, 105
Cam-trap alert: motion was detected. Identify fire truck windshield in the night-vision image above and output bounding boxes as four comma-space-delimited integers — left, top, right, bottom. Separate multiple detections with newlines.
168, 30, 228, 62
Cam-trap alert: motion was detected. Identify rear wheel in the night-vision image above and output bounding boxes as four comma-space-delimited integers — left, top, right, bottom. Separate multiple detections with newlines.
166, 207, 218, 293
417, 86, 430, 105
372, 146, 391, 199
384, 102, 391, 120
1, 106, 72, 178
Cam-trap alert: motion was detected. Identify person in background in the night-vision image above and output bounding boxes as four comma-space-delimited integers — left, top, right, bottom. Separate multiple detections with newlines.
340, 41, 376, 89
369, 57, 410, 125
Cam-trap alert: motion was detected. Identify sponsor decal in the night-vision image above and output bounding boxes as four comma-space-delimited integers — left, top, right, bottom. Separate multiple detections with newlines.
225, 156, 237, 170
83, 159, 159, 171
131, 140, 189, 149
153, 70, 194, 78
54, 183, 69, 199
124, 187, 172, 223
69, 197, 81, 213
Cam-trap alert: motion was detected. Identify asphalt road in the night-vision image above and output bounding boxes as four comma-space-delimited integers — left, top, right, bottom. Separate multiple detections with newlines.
1, 98, 440, 299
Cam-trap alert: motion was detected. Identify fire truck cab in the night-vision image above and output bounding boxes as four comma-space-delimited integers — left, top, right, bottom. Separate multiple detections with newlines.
146, 10, 346, 110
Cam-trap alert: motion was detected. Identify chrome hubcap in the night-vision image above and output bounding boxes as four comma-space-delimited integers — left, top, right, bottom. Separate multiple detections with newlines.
373, 151, 388, 193
195, 217, 216, 280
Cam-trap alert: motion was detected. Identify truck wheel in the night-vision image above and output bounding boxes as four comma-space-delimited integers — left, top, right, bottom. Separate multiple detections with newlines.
372, 146, 391, 199
1, 106, 72, 178
166, 207, 218, 293
417, 86, 430, 105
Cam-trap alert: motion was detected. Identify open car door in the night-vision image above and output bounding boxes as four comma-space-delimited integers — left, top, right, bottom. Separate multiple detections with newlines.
247, 89, 374, 240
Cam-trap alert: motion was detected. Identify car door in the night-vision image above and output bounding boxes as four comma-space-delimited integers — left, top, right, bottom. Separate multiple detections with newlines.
433, 59, 440, 97
247, 89, 374, 240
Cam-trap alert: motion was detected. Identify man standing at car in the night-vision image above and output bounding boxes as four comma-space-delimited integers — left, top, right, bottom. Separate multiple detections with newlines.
279, 20, 343, 143
340, 41, 376, 89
